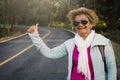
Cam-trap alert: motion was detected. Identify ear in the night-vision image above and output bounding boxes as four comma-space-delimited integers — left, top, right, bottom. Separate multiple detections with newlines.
90, 24, 93, 28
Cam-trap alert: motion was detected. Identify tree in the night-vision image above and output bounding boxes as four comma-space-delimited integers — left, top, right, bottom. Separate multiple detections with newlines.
89, 0, 120, 30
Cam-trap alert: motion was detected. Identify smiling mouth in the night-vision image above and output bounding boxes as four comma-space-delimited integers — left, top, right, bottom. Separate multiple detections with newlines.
76, 26, 86, 30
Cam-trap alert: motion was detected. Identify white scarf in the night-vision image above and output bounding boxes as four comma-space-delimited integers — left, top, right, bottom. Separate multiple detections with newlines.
75, 30, 95, 80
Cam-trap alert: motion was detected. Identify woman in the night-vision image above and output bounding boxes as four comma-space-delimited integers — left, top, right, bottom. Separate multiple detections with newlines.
27, 7, 117, 80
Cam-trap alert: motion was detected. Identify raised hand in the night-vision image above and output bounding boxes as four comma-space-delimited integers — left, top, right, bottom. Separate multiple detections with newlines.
27, 24, 38, 33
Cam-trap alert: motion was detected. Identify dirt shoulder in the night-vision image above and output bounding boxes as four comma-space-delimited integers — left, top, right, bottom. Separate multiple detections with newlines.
0, 28, 27, 42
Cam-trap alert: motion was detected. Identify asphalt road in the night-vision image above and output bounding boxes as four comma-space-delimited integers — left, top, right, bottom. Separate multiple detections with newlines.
0, 27, 75, 80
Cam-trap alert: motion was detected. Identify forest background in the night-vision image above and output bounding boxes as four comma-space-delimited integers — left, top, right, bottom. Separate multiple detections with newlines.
0, 0, 120, 44
0, 0, 120, 79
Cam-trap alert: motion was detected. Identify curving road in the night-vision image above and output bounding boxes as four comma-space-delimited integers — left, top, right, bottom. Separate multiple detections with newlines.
0, 27, 75, 80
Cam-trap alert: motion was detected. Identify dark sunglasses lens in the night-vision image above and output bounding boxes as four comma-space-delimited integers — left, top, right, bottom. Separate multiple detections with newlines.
73, 21, 79, 27
73, 20, 88, 27
81, 20, 88, 25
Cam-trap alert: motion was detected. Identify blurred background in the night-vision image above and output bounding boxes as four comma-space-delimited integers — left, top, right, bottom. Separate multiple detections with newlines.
0, 0, 120, 43
0, 0, 120, 78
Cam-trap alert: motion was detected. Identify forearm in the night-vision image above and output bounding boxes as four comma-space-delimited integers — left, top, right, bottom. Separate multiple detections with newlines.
28, 31, 67, 59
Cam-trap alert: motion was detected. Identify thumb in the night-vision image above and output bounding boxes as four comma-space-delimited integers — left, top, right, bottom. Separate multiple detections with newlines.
35, 23, 38, 31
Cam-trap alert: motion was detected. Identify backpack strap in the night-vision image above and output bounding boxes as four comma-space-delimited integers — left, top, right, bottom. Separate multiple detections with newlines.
98, 45, 107, 73
98, 45, 105, 60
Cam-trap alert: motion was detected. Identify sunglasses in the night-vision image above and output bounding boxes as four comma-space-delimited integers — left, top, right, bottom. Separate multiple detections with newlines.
73, 19, 89, 27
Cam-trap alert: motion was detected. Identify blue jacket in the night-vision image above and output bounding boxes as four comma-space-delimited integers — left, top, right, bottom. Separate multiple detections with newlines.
28, 31, 117, 80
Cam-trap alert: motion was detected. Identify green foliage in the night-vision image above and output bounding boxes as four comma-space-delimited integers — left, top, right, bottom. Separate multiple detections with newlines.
50, 21, 65, 28
0, 0, 120, 30
92, 0, 120, 30
0, 24, 11, 37
0, 24, 11, 29
94, 21, 107, 32
49, 21, 72, 30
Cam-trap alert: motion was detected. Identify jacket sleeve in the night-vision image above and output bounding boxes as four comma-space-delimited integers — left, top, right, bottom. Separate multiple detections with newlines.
28, 31, 68, 59
105, 40, 117, 80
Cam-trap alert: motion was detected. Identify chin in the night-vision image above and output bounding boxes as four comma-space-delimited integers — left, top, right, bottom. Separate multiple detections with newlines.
77, 29, 87, 34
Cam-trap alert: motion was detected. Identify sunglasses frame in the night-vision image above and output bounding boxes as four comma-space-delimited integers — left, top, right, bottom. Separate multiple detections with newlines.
73, 19, 89, 27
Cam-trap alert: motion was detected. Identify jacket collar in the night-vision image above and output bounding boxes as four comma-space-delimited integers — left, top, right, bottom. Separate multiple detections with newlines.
91, 33, 108, 47
67, 33, 108, 49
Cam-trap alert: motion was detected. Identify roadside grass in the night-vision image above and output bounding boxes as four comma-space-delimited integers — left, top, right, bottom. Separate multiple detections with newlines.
0, 29, 26, 42
0, 31, 21, 41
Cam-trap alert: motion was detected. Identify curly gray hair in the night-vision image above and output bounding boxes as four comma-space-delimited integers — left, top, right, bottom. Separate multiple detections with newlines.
67, 7, 99, 26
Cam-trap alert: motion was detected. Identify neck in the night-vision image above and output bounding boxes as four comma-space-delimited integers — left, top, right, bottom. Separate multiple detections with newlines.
80, 34, 88, 40
79, 31, 91, 40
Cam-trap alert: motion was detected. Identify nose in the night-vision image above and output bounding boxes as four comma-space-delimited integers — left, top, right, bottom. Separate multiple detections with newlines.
78, 22, 84, 27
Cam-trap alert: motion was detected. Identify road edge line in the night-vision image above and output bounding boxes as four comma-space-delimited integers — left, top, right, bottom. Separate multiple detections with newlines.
0, 30, 51, 67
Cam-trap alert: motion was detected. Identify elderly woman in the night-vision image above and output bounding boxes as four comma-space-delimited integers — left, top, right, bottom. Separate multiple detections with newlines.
27, 7, 117, 80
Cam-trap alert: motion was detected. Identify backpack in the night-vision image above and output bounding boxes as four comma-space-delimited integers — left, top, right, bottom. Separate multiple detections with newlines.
98, 45, 107, 73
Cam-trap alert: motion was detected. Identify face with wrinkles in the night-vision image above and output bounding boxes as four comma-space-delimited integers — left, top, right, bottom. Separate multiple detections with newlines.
73, 14, 93, 38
